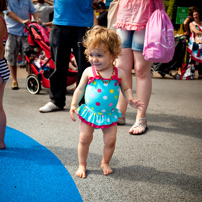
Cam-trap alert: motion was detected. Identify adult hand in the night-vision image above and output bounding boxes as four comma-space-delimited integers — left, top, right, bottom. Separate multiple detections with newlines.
23, 19, 31, 24
36, 19, 42, 24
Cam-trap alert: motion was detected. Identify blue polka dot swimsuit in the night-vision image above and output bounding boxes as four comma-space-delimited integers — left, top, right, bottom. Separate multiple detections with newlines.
77, 66, 122, 129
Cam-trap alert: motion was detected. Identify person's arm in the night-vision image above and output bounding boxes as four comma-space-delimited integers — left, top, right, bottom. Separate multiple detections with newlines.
70, 68, 89, 121
7, 10, 31, 24
0, 19, 5, 59
119, 69, 144, 111
45, 0, 53, 6
94, 13, 98, 26
43, 21, 52, 27
32, 12, 42, 24
190, 22, 202, 35
184, 17, 191, 35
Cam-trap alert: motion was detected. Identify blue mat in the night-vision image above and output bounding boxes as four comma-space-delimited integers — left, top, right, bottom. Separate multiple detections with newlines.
0, 126, 82, 202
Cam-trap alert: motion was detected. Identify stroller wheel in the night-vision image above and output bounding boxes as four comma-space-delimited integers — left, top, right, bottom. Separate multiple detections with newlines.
26, 74, 41, 94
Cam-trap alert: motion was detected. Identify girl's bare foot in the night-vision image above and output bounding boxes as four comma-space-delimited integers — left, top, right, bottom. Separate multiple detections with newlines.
75, 165, 86, 178
101, 163, 113, 176
0, 142, 6, 150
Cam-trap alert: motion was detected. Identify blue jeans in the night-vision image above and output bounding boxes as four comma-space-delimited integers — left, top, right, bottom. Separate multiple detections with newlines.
49, 25, 89, 108
116, 28, 145, 52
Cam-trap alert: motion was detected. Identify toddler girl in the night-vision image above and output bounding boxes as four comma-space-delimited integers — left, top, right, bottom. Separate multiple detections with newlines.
70, 26, 144, 178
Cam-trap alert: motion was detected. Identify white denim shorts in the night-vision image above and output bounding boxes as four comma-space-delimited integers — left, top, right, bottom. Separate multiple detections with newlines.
116, 28, 145, 52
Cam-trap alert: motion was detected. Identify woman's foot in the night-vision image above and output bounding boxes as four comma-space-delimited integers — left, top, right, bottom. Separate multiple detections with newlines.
101, 163, 113, 176
117, 115, 126, 125
75, 165, 86, 178
0, 142, 6, 150
129, 118, 148, 135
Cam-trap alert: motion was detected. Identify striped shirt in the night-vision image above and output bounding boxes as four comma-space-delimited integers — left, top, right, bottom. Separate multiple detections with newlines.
0, 59, 10, 83
0, 16, 10, 83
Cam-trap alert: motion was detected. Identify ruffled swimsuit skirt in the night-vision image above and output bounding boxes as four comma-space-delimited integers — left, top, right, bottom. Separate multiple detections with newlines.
77, 66, 122, 129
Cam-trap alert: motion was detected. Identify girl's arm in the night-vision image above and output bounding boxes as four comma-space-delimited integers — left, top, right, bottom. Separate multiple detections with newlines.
70, 68, 90, 121
190, 22, 202, 35
119, 69, 144, 111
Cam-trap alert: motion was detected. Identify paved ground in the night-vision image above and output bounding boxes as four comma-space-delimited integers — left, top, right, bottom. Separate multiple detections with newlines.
4, 67, 202, 202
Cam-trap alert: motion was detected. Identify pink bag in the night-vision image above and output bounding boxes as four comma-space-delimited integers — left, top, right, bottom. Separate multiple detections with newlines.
143, 0, 175, 63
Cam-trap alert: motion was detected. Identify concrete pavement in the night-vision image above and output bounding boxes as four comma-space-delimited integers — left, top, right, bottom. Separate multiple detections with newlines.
3, 67, 202, 201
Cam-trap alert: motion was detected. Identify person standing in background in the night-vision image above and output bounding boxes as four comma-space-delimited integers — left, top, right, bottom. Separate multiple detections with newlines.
183, 6, 197, 38
95, 1, 108, 27
4, 0, 41, 90
0, 0, 10, 149
31, 0, 54, 27
114, 0, 165, 135
39, 0, 97, 113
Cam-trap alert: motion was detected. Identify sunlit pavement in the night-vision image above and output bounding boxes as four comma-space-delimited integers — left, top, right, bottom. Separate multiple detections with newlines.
3, 66, 202, 202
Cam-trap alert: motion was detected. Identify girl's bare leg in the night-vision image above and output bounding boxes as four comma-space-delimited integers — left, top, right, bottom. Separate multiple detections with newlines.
76, 121, 94, 178
116, 48, 134, 118
0, 81, 6, 149
129, 51, 152, 134
101, 125, 117, 175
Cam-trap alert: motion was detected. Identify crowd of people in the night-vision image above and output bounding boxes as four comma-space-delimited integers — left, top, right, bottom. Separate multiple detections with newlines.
0, 0, 201, 178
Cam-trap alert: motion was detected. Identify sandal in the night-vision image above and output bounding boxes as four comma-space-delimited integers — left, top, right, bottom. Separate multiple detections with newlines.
117, 115, 126, 125
129, 118, 148, 135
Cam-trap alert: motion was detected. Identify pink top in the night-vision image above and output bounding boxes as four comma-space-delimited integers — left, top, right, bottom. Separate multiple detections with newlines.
114, 0, 164, 31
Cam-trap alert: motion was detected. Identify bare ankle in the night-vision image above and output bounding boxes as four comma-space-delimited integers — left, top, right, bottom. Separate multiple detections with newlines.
101, 163, 113, 176
0, 142, 6, 150
76, 165, 86, 178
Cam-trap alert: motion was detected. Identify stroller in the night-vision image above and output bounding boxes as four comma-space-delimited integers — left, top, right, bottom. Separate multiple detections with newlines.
24, 23, 77, 94
151, 36, 187, 80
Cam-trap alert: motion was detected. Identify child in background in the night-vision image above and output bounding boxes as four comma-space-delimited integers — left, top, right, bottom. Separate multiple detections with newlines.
70, 26, 144, 178
69, 53, 78, 71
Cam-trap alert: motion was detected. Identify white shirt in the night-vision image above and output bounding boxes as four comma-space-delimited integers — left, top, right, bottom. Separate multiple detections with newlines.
31, 3, 54, 23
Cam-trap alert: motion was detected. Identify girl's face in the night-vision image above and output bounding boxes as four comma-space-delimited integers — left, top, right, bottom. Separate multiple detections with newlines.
88, 44, 114, 71
193, 12, 200, 21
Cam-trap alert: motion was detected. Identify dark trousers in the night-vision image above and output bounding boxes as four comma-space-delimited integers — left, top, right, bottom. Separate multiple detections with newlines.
49, 25, 89, 108
197, 63, 202, 76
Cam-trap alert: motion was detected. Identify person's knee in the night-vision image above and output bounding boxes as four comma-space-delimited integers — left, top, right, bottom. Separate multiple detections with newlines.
135, 65, 150, 79
79, 134, 93, 145
104, 136, 116, 148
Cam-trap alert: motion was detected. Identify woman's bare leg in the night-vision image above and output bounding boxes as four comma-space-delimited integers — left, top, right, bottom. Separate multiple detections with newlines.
101, 125, 117, 175
0, 80, 6, 149
129, 51, 152, 134
76, 121, 94, 178
116, 48, 134, 117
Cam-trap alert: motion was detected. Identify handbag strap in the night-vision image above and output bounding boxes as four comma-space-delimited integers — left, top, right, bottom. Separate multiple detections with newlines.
146, 0, 163, 49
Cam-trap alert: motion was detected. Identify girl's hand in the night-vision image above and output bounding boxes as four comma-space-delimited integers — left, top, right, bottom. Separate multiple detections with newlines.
128, 99, 145, 111
70, 105, 78, 122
